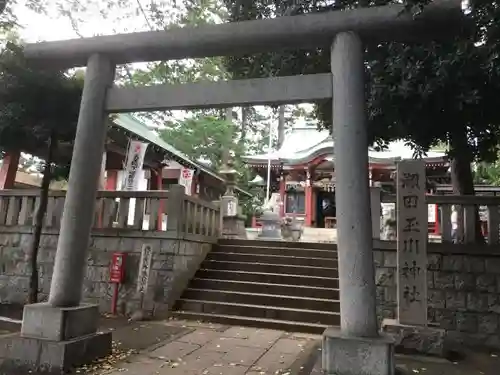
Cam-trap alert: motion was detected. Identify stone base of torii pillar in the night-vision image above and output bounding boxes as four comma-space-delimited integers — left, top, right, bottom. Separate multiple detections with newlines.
0, 304, 112, 375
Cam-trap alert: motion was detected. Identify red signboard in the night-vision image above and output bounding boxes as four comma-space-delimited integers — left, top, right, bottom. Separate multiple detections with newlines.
110, 252, 126, 283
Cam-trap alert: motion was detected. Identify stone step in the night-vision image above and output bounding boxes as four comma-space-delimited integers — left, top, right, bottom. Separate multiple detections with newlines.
175, 299, 340, 326
213, 244, 338, 259
218, 238, 337, 250
196, 269, 339, 288
171, 311, 329, 334
200, 260, 338, 278
207, 252, 339, 268
182, 288, 340, 312
189, 278, 339, 300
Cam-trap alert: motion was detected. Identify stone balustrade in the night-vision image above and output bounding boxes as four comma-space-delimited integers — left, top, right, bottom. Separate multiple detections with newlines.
377, 192, 500, 244
0, 186, 221, 239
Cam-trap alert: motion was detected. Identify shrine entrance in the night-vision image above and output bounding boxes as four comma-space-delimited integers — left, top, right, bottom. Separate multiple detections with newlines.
13, 2, 468, 375
316, 190, 336, 228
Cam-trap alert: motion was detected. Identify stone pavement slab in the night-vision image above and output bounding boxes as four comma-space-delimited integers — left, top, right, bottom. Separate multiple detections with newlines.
89, 321, 320, 375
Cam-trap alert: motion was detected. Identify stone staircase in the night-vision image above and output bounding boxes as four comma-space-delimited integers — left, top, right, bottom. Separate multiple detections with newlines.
173, 238, 340, 333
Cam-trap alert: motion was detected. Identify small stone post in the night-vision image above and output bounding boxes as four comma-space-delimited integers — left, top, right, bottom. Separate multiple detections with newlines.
371, 185, 382, 240
166, 184, 186, 234
382, 160, 446, 356
322, 32, 394, 375
7, 54, 115, 373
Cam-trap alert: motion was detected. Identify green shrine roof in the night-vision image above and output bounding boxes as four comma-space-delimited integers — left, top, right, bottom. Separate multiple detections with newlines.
243, 118, 447, 167
111, 114, 251, 196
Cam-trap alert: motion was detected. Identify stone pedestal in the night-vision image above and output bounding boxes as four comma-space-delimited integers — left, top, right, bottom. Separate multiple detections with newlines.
322, 328, 395, 375
222, 214, 247, 239
381, 319, 446, 357
258, 209, 282, 240
0, 303, 112, 374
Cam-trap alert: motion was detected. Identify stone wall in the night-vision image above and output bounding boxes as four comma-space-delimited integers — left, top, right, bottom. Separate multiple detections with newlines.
0, 229, 212, 316
375, 244, 500, 349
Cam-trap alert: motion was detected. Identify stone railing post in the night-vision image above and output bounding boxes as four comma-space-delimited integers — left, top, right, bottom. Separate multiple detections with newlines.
166, 184, 186, 234
370, 185, 382, 240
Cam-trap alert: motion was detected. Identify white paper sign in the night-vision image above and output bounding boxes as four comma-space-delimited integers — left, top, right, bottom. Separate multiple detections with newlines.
428, 204, 436, 223
179, 167, 194, 195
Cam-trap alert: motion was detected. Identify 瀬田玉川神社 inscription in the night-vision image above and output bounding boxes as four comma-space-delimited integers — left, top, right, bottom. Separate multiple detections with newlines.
396, 160, 428, 326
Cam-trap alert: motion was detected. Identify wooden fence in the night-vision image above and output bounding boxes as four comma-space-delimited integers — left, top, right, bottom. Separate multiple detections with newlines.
0, 189, 221, 238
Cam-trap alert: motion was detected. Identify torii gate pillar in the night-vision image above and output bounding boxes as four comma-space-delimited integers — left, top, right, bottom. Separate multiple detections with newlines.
0, 54, 115, 374
322, 32, 394, 375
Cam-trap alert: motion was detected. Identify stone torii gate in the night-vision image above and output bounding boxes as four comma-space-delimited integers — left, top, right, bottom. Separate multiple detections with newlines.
6, 1, 466, 374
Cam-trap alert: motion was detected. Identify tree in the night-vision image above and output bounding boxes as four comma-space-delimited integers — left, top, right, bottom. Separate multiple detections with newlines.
160, 115, 242, 170
224, 0, 497, 180
225, 0, 500, 240
474, 159, 500, 186
0, 43, 82, 302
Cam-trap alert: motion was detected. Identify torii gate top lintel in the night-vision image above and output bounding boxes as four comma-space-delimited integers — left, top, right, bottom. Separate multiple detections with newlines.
24, 0, 466, 68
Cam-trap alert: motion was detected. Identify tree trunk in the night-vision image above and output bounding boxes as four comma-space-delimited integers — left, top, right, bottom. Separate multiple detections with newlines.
28, 131, 57, 304
221, 107, 233, 166
449, 128, 484, 243
240, 106, 248, 146
277, 105, 286, 149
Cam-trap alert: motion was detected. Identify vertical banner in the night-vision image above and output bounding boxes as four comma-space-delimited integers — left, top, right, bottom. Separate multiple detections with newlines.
123, 140, 149, 191
122, 140, 149, 227
397, 159, 427, 326
179, 167, 194, 195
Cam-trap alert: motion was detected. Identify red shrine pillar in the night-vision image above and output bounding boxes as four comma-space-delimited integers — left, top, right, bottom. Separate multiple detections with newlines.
191, 175, 198, 196
150, 168, 164, 230
157, 170, 164, 230
279, 174, 286, 218
0, 151, 20, 189
305, 169, 313, 227
105, 170, 118, 190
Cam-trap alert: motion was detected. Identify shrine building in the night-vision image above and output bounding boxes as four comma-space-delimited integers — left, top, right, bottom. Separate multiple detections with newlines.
0, 114, 250, 202
243, 120, 449, 229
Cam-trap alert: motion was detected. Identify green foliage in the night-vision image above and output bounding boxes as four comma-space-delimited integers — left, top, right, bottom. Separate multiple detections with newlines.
224, 0, 500, 160
474, 161, 500, 186
160, 115, 242, 170
0, 43, 82, 174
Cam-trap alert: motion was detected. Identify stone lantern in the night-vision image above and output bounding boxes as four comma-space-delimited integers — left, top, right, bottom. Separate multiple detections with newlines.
219, 161, 247, 239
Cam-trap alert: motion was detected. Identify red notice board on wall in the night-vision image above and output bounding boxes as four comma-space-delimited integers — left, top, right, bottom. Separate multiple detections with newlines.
110, 252, 126, 283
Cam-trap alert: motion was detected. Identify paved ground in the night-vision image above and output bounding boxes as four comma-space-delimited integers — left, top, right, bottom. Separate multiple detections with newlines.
84, 319, 319, 375
88, 318, 500, 375
2, 307, 500, 375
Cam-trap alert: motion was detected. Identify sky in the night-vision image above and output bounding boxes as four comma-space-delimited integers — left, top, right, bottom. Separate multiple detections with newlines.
10, 1, 315, 152
14, 1, 155, 42
15, 5, 94, 42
